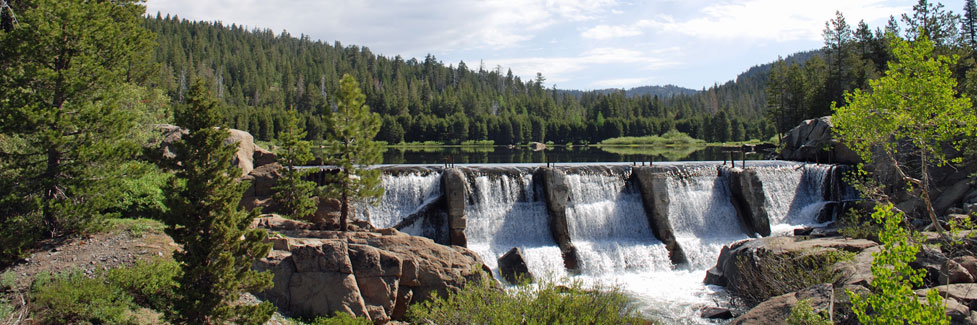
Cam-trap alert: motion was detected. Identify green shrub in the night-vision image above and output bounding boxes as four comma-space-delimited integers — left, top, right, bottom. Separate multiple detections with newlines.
0, 298, 12, 322
31, 270, 137, 324
106, 258, 179, 313
787, 298, 832, 325
1, 271, 15, 290
847, 204, 948, 324
598, 130, 705, 146
107, 217, 166, 237
408, 274, 643, 324
309, 312, 373, 324
731, 249, 853, 307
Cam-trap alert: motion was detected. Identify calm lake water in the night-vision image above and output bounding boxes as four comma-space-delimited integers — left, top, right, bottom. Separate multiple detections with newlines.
380, 145, 770, 165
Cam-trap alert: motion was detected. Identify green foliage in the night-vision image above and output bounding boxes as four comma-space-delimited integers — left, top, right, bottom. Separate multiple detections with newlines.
0, 0, 156, 261
408, 275, 643, 324
272, 110, 318, 220
847, 204, 949, 324
839, 206, 881, 241
730, 249, 854, 306
0, 271, 15, 290
309, 313, 373, 325
0, 298, 11, 322
107, 217, 166, 237
323, 75, 384, 230
106, 258, 180, 314
598, 130, 705, 146
161, 80, 274, 324
787, 299, 832, 325
31, 270, 137, 324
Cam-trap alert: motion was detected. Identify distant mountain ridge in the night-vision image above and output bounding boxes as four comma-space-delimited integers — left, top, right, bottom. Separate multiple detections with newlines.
560, 84, 698, 99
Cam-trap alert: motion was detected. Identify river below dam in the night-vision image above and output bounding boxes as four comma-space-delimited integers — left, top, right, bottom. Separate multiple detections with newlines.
346, 161, 852, 323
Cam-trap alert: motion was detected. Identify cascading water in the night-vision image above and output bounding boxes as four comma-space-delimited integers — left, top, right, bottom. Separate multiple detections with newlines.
753, 162, 836, 234
367, 161, 850, 323
666, 165, 750, 269
361, 168, 442, 231
564, 168, 672, 275
462, 168, 567, 279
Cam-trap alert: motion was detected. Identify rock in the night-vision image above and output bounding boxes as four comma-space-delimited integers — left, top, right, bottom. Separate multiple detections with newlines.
700, 306, 733, 320
253, 214, 313, 231
918, 284, 977, 310
832, 246, 880, 286
731, 283, 832, 325
529, 142, 546, 151
253, 146, 278, 168
793, 227, 814, 236
954, 256, 977, 279
255, 230, 492, 322
225, 128, 257, 177
441, 168, 468, 247
540, 168, 580, 272
241, 162, 282, 211
708, 236, 877, 289
633, 166, 688, 265
704, 267, 727, 286
726, 167, 771, 237
934, 179, 974, 215
778, 116, 860, 164
310, 197, 342, 229
498, 247, 533, 284
940, 259, 976, 285
911, 246, 950, 287
913, 293, 974, 324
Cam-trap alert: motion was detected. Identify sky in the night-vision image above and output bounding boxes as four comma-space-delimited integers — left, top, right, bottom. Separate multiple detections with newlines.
145, 0, 966, 91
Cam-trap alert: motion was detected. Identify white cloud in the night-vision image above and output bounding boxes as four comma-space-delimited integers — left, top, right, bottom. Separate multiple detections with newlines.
486, 47, 678, 86
582, 0, 907, 42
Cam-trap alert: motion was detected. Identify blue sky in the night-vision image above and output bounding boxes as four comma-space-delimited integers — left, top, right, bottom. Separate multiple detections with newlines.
145, 0, 965, 90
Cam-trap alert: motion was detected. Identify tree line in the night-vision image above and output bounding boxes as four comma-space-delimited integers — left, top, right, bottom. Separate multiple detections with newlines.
143, 14, 777, 145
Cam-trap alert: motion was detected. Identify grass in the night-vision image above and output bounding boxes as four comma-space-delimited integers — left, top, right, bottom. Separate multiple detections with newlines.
730, 249, 854, 307
107, 217, 166, 237
408, 274, 647, 324
29, 258, 179, 324
598, 130, 705, 146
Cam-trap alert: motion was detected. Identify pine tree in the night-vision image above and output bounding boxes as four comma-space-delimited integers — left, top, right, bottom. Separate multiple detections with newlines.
964, 0, 977, 48
0, 0, 154, 261
271, 109, 318, 220
162, 80, 275, 324
323, 74, 383, 231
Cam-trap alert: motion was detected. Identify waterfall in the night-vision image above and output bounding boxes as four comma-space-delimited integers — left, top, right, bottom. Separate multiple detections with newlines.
753, 162, 837, 234
462, 168, 567, 279
361, 168, 442, 229
664, 165, 750, 270
564, 168, 672, 275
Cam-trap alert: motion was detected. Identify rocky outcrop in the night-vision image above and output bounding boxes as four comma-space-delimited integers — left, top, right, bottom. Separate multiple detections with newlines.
441, 168, 468, 247
779, 116, 860, 164
498, 247, 533, 284
254, 228, 491, 323
730, 283, 833, 325
705, 236, 877, 288
633, 166, 687, 265
725, 167, 771, 237
225, 129, 257, 176
540, 168, 581, 273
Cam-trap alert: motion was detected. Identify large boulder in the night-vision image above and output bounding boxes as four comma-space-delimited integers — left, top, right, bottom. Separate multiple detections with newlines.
706, 236, 877, 289
240, 162, 282, 211
225, 128, 257, 177
498, 247, 533, 284
254, 229, 492, 323
730, 283, 833, 325
779, 116, 860, 164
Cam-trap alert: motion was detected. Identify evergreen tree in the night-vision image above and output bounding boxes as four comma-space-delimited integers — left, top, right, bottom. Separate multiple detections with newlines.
162, 80, 275, 324
272, 109, 318, 220
964, 0, 977, 48
323, 74, 383, 231
0, 0, 154, 260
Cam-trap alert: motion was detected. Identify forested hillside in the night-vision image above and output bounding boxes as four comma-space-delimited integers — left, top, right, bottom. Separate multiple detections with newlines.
144, 14, 779, 144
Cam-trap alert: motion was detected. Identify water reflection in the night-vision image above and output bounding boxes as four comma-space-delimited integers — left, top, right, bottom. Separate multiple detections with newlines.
380, 145, 769, 164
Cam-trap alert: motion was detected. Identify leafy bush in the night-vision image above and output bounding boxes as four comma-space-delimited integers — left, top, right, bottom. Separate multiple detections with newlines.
106, 258, 179, 313
107, 217, 166, 237
0, 271, 15, 290
730, 249, 853, 307
408, 275, 643, 324
0, 298, 12, 322
30, 259, 180, 324
31, 270, 137, 324
847, 204, 948, 324
598, 130, 705, 146
309, 312, 373, 325
787, 299, 831, 325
